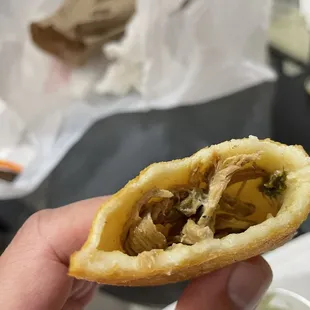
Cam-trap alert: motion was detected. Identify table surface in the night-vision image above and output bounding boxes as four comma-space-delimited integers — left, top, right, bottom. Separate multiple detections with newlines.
43, 82, 274, 208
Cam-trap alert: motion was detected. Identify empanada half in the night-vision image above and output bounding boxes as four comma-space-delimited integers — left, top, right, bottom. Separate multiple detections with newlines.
69, 137, 310, 286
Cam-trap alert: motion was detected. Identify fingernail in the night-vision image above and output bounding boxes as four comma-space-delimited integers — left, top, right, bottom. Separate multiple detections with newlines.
74, 281, 97, 300
228, 257, 272, 309
72, 280, 87, 295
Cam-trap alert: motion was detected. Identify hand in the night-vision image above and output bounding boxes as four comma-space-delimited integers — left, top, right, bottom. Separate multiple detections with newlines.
176, 256, 272, 310
0, 198, 272, 310
0, 197, 107, 310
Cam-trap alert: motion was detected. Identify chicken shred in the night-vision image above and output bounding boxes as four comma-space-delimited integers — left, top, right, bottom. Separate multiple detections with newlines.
219, 194, 256, 217
181, 219, 214, 245
124, 213, 167, 256
198, 153, 261, 226
176, 189, 208, 217
215, 213, 256, 231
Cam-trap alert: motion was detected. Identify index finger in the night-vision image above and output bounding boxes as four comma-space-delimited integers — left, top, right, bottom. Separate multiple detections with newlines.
2, 196, 109, 265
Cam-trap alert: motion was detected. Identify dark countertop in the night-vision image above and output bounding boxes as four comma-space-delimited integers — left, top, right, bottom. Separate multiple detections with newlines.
272, 73, 310, 151
45, 81, 274, 208
271, 72, 310, 233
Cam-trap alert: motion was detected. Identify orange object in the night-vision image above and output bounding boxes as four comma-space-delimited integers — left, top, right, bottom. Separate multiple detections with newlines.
0, 160, 23, 173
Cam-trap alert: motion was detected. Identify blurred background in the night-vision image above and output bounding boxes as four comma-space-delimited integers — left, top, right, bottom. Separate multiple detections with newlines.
1, 0, 310, 309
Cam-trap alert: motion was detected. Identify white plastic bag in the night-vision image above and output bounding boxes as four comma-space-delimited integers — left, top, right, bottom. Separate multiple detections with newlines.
97, 0, 276, 107
300, 0, 310, 30
0, 0, 276, 199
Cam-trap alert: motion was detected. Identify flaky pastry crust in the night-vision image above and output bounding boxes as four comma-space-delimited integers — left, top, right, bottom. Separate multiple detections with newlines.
69, 137, 310, 286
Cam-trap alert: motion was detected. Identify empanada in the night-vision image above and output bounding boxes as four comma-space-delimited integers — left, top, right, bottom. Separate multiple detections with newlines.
69, 137, 310, 286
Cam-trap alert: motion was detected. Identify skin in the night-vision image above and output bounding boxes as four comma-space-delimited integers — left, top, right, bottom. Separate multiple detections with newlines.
0, 197, 272, 310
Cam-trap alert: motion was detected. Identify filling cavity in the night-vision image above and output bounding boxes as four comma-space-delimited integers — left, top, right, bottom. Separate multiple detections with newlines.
123, 153, 287, 256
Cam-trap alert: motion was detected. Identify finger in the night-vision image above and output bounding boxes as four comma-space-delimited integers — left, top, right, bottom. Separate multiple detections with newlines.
0, 197, 108, 310
3, 196, 109, 264
33, 196, 110, 264
177, 256, 272, 310
64, 281, 98, 310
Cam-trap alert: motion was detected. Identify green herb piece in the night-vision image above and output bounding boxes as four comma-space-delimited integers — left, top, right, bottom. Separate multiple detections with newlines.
260, 170, 287, 198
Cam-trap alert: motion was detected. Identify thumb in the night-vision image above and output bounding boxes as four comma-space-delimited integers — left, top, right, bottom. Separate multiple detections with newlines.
176, 256, 272, 310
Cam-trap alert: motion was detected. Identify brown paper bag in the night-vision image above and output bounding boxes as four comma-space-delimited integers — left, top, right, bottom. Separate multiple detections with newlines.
30, 0, 135, 66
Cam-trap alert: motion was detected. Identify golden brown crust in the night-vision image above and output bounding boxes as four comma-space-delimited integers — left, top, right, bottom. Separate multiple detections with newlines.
69, 137, 310, 286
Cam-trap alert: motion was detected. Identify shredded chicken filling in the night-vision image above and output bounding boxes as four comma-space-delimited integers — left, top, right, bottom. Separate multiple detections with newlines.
123, 153, 287, 256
